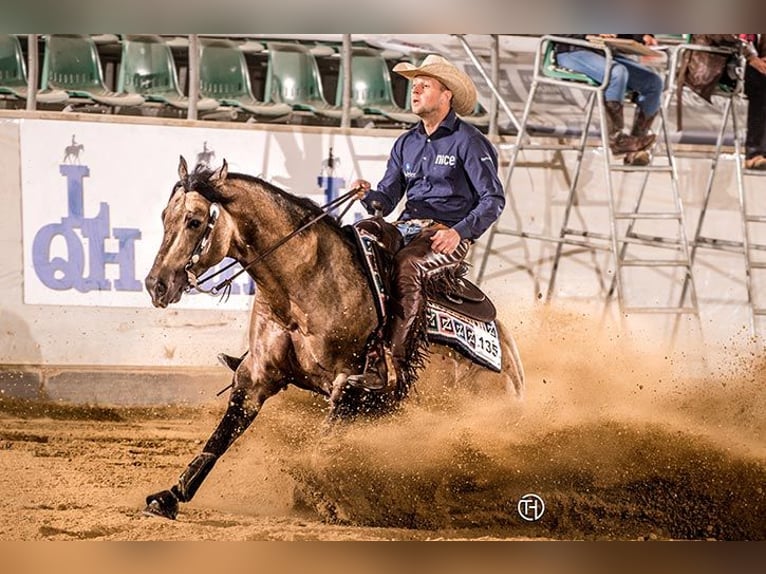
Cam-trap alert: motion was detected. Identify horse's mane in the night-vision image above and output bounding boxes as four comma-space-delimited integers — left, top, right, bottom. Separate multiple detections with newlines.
178, 165, 348, 236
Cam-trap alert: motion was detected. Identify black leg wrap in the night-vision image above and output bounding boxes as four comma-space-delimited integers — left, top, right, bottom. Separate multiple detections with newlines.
171, 452, 218, 503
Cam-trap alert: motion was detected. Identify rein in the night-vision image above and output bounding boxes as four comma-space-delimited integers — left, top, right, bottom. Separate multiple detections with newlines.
185, 186, 361, 300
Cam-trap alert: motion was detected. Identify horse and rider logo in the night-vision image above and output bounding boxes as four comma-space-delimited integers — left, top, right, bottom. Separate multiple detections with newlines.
63, 135, 84, 164
196, 141, 215, 168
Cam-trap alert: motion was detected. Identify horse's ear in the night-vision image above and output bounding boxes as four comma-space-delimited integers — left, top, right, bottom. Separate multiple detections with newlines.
210, 159, 229, 185
178, 156, 189, 181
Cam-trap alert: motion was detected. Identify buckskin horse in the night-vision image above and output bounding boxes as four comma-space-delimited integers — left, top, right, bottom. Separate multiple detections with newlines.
143, 156, 525, 519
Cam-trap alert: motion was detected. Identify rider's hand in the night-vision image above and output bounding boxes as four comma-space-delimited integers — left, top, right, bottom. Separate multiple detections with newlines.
349, 179, 371, 199
430, 228, 462, 255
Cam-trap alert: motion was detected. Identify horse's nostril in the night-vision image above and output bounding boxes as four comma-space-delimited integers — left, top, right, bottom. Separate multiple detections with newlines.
147, 275, 167, 298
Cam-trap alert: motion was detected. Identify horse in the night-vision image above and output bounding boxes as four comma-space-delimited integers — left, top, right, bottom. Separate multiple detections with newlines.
143, 156, 525, 520
63, 143, 84, 164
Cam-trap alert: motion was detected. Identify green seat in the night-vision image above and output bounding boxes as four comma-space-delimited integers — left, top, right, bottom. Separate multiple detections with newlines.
42, 34, 145, 107
0, 34, 67, 103
336, 47, 417, 124
542, 41, 598, 86
264, 42, 363, 121
199, 39, 291, 118
117, 35, 218, 111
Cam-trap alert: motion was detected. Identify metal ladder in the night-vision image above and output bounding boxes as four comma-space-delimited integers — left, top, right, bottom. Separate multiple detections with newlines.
476, 35, 700, 333
670, 43, 766, 339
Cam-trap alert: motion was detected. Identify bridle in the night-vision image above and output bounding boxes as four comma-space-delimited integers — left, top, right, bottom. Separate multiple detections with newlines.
184, 201, 220, 292
183, 186, 361, 301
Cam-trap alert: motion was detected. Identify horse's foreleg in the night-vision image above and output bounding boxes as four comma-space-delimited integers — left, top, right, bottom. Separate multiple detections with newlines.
144, 377, 280, 520
323, 373, 349, 427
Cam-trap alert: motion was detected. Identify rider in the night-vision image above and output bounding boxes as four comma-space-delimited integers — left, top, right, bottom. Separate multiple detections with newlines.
346, 54, 505, 392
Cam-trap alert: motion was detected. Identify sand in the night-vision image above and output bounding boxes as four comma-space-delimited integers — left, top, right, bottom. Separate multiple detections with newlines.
1, 305, 764, 541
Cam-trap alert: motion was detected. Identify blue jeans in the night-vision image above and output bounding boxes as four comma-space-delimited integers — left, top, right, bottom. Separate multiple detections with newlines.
557, 50, 664, 116
395, 219, 433, 246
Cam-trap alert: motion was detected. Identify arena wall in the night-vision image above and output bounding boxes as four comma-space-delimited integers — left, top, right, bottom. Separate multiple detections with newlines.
0, 111, 760, 405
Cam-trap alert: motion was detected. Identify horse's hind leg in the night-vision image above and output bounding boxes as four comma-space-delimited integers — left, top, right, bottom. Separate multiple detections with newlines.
498, 322, 525, 399
144, 371, 282, 519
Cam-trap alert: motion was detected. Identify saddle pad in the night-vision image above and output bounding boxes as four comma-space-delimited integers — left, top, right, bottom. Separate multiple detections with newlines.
426, 302, 502, 372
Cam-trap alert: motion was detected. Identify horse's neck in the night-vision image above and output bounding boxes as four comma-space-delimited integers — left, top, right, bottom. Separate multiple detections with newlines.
227, 184, 351, 284
227, 185, 369, 317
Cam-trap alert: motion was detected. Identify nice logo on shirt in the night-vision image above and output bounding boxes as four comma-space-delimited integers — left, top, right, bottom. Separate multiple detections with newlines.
434, 154, 456, 167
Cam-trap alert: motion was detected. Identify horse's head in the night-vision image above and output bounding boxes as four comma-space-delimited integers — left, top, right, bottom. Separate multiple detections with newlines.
145, 156, 235, 308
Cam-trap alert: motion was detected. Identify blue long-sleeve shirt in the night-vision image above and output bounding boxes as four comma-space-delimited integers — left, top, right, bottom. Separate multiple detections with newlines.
361, 110, 505, 241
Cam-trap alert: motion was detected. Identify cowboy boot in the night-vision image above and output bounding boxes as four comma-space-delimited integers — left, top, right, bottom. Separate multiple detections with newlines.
604, 101, 655, 155
346, 343, 396, 392
347, 286, 423, 393
624, 108, 658, 166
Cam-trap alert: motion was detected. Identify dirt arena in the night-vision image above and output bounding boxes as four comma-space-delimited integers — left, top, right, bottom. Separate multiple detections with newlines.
1, 306, 764, 541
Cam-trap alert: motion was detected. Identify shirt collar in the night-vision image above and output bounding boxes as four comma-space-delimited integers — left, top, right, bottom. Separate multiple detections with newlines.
416, 109, 460, 137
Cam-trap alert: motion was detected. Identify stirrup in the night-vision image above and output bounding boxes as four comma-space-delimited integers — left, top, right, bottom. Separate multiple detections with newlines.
346, 345, 397, 392
347, 372, 389, 392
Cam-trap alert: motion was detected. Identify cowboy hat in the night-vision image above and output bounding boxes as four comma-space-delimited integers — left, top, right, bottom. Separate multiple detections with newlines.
392, 54, 477, 116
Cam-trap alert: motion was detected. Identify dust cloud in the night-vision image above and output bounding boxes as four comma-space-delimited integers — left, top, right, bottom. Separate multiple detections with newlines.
222, 304, 765, 540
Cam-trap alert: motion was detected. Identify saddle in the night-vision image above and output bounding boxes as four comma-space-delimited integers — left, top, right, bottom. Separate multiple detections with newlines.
351, 222, 502, 372
431, 274, 496, 323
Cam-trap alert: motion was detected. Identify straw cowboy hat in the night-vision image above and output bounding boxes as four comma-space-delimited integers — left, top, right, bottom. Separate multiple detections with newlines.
393, 54, 477, 116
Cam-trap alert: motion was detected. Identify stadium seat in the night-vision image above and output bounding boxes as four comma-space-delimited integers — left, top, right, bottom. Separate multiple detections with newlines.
335, 47, 417, 125
0, 34, 68, 104
199, 39, 291, 119
541, 41, 598, 86
117, 35, 218, 112
264, 42, 363, 121
41, 34, 145, 107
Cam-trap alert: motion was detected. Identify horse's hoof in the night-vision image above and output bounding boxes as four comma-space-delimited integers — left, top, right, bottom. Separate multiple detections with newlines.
143, 490, 179, 520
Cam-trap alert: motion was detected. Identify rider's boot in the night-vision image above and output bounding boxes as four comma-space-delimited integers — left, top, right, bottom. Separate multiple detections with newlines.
217, 351, 247, 372
347, 344, 396, 392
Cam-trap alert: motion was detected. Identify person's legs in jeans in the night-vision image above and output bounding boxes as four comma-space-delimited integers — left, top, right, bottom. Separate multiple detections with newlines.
557, 49, 628, 101
557, 49, 651, 155
619, 56, 664, 117
618, 55, 664, 165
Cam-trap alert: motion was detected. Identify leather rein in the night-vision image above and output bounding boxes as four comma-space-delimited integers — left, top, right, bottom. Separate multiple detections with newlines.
184, 186, 361, 301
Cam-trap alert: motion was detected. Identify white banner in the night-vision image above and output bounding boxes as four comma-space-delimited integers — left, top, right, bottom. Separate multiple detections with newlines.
20, 120, 396, 309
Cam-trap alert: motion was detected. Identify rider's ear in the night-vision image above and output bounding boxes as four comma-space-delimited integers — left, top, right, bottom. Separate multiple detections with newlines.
210, 159, 229, 186
178, 156, 189, 181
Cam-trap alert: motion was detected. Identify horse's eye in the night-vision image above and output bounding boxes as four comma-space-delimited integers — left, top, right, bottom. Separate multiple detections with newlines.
187, 219, 202, 230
